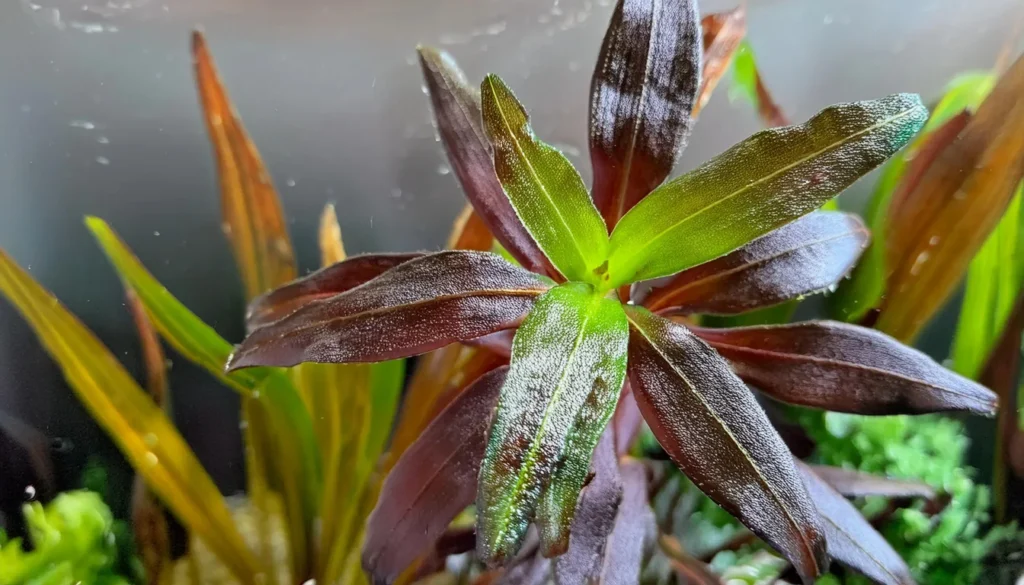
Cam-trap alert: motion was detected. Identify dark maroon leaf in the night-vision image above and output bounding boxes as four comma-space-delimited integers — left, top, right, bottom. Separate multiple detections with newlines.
227, 251, 551, 369
418, 47, 554, 276
496, 549, 551, 585
553, 431, 623, 584
363, 367, 507, 585
245, 252, 422, 331
693, 321, 998, 416
797, 462, 915, 585
809, 466, 935, 500
625, 306, 827, 582
596, 458, 656, 585
643, 212, 868, 315
589, 0, 702, 228
466, 329, 515, 358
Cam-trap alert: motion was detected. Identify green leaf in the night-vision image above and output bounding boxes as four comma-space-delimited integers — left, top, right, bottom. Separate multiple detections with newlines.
481, 74, 610, 283
607, 93, 927, 286
477, 283, 628, 564
951, 186, 1024, 379
829, 71, 997, 322
0, 251, 263, 583
85, 217, 323, 554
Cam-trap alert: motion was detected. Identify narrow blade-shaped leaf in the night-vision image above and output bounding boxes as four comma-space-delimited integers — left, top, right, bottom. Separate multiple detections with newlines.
693, 8, 745, 118
951, 187, 1024, 379
0, 249, 263, 583
478, 283, 628, 565
608, 93, 927, 286
694, 321, 998, 415
797, 462, 915, 585
319, 203, 347, 265
419, 47, 552, 275
364, 367, 507, 584
87, 217, 323, 547
482, 74, 609, 283
552, 431, 623, 583
807, 466, 935, 499
536, 380, 626, 556
596, 458, 656, 585
643, 211, 868, 315
229, 251, 551, 369
385, 346, 504, 472
246, 252, 423, 331
829, 110, 973, 323
589, 0, 702, 228
625, 306, 826, 581
876, 55, 1024, 341
192, 31, 295, 300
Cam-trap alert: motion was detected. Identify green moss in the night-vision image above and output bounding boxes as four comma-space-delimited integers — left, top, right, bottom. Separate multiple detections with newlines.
795, 410, 1021, 585
0, 491, 134, 585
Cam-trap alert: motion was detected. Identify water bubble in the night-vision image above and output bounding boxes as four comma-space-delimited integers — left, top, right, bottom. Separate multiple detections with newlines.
437, 164, 451, 176
24, 485, 36, 501
69, 120, 96, 129
153, 231, 160, 236
286, 178, 296, 187
51, 437, 73, 453
95, 156, 110, 165
96, 136, 109, 144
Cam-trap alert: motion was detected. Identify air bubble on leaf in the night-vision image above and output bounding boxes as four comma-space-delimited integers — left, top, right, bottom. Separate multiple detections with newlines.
144, 452, 159, 467
144, 433, 159, 447
910, 251, 931, 276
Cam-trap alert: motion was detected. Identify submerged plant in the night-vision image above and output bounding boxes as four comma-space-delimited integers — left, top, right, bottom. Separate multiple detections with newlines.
226, 0, 999, 583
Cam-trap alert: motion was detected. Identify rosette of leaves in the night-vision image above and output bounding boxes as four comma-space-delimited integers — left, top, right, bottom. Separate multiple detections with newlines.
227, 1, 997, 584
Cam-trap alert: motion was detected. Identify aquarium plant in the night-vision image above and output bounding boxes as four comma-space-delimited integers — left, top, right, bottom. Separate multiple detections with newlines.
224, 1, 1006, 584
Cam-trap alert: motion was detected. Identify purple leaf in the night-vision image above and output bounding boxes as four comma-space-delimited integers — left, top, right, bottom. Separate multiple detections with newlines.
227, 251, 550, 369
553, 430, 623, 583
643, 212, 868, 315
363, 367, 507, 585
589, 0, 703, 228
625, 306, 827, 582
597, 458, 656, 585
418, 47, 554, 276
809, 466, 935, 500
694, 321, 998, 415
245, 252, 422, 331
797, 462, 916, 585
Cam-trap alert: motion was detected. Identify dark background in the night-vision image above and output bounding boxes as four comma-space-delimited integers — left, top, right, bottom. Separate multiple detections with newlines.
1, 0, 1020, 515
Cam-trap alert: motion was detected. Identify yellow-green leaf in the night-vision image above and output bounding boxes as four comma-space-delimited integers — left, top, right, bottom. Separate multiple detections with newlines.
481, 74, 609, 284
0, 249, 264, 583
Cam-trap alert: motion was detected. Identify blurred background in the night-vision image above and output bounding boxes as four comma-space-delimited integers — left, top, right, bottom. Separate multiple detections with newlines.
0, 0, 1021, 513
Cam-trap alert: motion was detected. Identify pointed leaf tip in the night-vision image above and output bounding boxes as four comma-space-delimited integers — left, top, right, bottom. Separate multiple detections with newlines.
418, 48, 553, 276
231, 251, 551, 369
695, 321, 998, 416
608, 93, 927, 286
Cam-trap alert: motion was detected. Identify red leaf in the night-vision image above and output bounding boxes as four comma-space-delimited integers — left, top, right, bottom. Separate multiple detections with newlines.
797, 462, 916, 585
363, 367, 507, 585
693, 8, 746, 118
589, 0, 703, 228
418, 47, 554, 276
643, 211, 868, 315
228, 251, 550, 369
808, 466, 935, 500
245, 252, 421, 331
694, 321, 997, 415
625, 307, 827, 582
